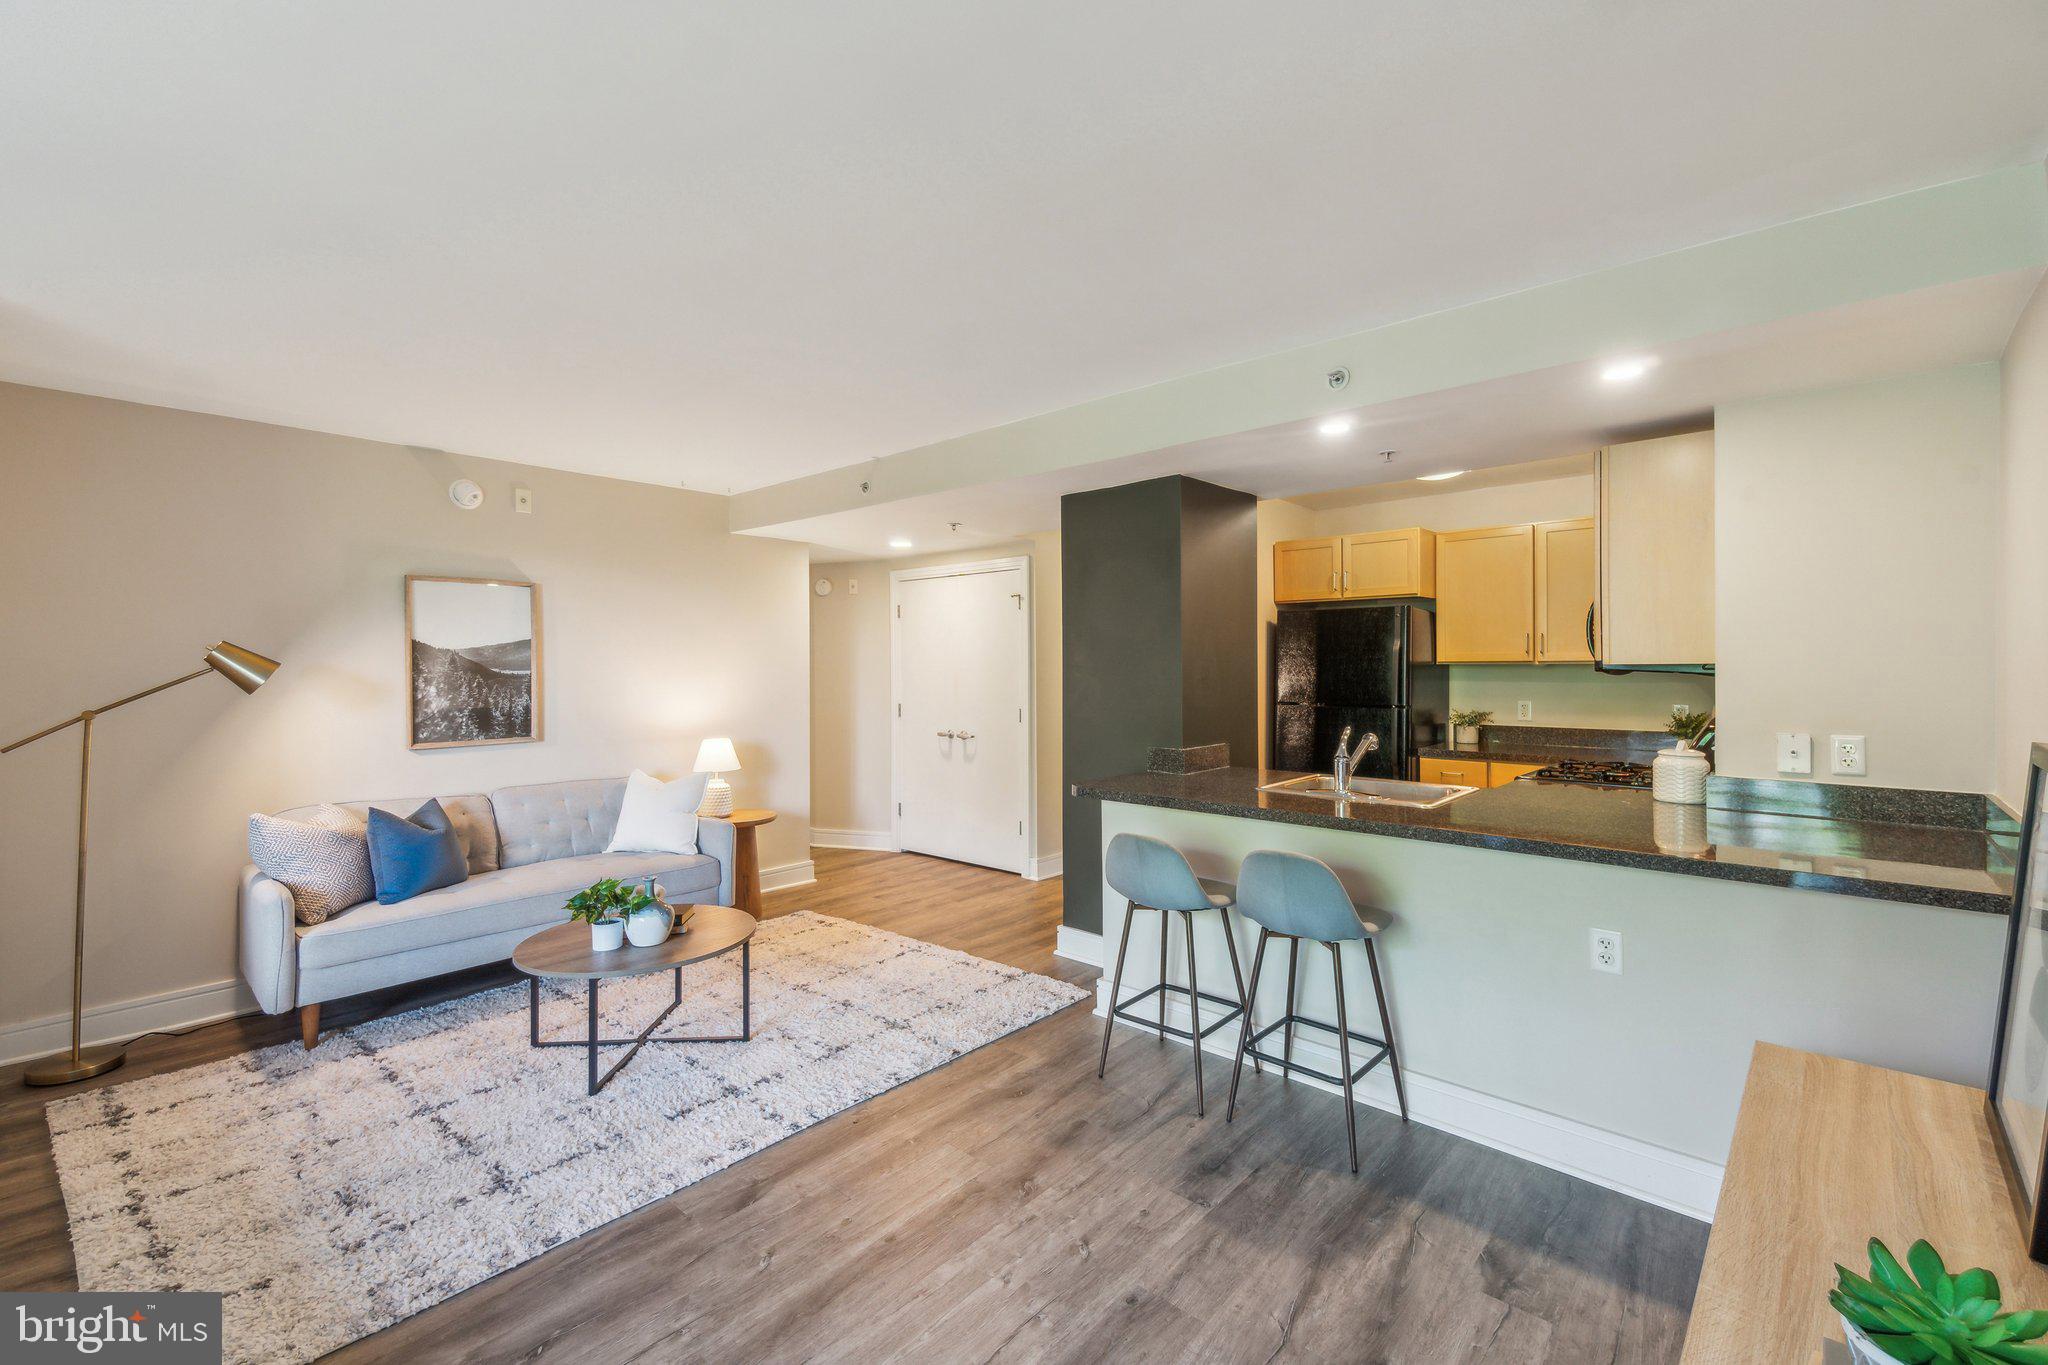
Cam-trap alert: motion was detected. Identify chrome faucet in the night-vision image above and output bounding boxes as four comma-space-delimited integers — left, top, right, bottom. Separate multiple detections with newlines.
1333, 725, 1380, 790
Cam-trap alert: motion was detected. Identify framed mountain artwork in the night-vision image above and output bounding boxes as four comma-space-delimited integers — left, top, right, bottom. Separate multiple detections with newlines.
404, 575, 543, 749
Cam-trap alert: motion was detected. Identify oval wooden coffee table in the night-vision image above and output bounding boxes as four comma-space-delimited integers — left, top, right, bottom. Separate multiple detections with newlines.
513, 904, 755, 1095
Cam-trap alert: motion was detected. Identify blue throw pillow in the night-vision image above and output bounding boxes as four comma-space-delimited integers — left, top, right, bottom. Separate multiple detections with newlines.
366, 799, 469, 905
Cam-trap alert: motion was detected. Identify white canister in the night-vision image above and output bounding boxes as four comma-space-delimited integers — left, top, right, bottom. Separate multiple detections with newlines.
1652, 800, 1710, 854
590, 917, 625, 952
1652, 743, 1710, 805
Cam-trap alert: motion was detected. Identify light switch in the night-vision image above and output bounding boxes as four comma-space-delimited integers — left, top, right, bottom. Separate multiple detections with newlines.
1776, 732, 1812, 775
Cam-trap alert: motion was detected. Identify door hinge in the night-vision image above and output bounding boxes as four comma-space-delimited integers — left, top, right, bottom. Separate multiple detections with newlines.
897, 702, 902, 717
1017, 707, 1023, 721
896, 604, 902, 618
1017, 821, 1023, 835
897, 802, 903, 817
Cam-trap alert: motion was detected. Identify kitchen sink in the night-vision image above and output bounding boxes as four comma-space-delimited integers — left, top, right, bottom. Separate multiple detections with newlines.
1257, 774, 1477, 809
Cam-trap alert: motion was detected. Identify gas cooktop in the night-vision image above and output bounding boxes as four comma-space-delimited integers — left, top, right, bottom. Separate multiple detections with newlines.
1522, 759, 1654, 789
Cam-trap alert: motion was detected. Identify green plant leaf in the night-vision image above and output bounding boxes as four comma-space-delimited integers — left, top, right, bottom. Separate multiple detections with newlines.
1960, 1299, 2002, 1330
1986, 1343, 2048, 1365
1835, 1290, 1908, 1334
1912, 1331, 1956, 1363
1910, 1241, 1951, 1294
1958, 1269, 2002, 1306
2003, 1313, 2048, 1343
1874, 1241, 1938, 1304
1869, 1334, 1938, 1364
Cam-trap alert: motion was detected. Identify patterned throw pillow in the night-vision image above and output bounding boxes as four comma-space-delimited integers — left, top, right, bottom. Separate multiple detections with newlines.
248, 805, 375, 925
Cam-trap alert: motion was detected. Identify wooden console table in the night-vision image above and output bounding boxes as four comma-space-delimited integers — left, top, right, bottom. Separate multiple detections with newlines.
726, 808, 776, 918
1682, 1043, 2048, 1363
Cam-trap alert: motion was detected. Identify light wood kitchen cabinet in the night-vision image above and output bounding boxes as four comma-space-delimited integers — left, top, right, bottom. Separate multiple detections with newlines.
1418, 757, 1488, 786
1419, 757, 1545, 787
1598, 432, 1714, 666
1533, 517, 1597, 663
1273, 528, 1436, 602
1342, 527, 1436, 598
1435, 524, 1534, 661
1273, 536, 1343, 603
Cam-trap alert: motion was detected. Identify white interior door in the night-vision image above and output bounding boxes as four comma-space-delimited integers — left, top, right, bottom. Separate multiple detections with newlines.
893, 562, 1030, 873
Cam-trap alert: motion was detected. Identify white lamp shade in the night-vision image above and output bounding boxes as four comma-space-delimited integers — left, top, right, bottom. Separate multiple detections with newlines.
693, 737, 740, 773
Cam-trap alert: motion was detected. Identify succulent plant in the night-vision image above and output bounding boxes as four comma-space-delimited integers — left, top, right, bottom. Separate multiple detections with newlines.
1832, 1238, 2048, 1364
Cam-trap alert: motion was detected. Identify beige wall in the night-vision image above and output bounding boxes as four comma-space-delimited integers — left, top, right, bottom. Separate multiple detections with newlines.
0, 383, 812, 1051
1307, 472, 1597, 537
809, 535, 1062, 863
1714, 364, 2003, 791
1997, 277, 2048, 811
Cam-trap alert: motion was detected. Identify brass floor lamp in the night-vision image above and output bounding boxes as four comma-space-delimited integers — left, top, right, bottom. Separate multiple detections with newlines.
3, 642, 279, 1087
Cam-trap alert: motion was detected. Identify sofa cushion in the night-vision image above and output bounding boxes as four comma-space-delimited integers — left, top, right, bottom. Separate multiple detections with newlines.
247, 805, 373, 926
277, 793, 499, 875
295, 850, 721, 970
367, 800, 469, 905
606, 769, 707, 855
491, 778, 626, 868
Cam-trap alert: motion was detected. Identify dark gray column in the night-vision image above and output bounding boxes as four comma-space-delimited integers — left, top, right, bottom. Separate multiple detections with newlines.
1061, 475, 1256, 934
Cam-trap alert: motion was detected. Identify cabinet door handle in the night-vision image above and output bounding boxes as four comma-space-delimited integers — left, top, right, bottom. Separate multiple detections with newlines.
1524, 632, 1531, 657
1343, 570, 1351, 590
1330, 570, 1339, 591
1585, 603, 1597, 658
1539, 631, 1546, 656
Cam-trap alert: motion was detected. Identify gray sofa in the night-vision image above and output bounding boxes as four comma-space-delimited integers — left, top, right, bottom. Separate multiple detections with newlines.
240, 777, 735, 1046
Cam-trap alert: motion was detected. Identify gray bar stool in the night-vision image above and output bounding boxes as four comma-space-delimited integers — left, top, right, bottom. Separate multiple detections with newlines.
1096, 832, 1258, 1115
1225, 849, 1407, 1173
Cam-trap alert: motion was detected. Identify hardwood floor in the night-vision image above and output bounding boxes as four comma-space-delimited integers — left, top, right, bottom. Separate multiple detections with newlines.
0, 848, 1707, 1362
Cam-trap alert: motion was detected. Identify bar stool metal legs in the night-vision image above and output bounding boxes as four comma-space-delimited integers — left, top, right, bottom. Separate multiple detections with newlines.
1225, 928, 1408, 1174
1097, 898, 1257, 1116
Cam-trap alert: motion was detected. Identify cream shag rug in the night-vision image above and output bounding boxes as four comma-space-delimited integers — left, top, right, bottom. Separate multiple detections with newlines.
47, 911, 1086, 1364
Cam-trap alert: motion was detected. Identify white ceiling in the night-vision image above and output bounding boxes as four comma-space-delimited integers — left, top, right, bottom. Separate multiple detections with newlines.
2, 2, 2044, 493
790, 269, 2040, 560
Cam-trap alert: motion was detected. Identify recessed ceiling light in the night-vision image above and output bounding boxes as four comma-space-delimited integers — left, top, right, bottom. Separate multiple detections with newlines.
1417, 470, 1467, 482
1317, 417, 1356, 437
1601, 357, 1658, 384
888, 537, 913, 549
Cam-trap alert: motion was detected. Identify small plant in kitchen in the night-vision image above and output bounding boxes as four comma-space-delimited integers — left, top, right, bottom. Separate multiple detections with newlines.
1449, 709, 1492, 745
1665, 709, 1714, 751
1831, 1237, 2048, 1364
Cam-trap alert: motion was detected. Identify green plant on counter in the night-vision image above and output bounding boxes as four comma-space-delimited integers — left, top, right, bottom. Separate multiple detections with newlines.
1831, 1237, 2048, 1364
565, 877, 654, 926
1666, 709, 1714, 749
1448, 709, 1493, 729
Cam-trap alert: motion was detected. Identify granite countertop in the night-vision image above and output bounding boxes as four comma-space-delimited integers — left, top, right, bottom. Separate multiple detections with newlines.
1073, 766, 2016, 915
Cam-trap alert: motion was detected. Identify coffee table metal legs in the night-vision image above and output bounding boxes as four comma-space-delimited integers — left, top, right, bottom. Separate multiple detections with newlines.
527, 943, 753, 1096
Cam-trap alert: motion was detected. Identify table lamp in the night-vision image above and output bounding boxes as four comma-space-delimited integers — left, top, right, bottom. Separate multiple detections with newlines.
693, 737, 740, 817
3, 641, 280, 1086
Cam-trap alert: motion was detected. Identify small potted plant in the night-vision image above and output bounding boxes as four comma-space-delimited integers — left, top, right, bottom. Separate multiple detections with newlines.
566, 877, 654, 952
1832, 1237, 2048, 1364
1449, 709, 1492, 747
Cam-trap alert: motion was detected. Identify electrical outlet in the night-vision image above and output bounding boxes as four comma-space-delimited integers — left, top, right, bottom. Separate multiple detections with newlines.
1776, 732, 1812, 775
513, 486, 533, 514
1830, 734, 1867, 776
1589, 928, 1622, 974
1516, 700, 1533, 721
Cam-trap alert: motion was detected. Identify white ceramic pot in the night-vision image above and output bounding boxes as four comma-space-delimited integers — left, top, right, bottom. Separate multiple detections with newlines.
626, 904, 675, 947
1453, 725, 1480, 746
1841, 1315, 1910, 1365
1652, 743, 1710, 805
590, 917, 625, 952
1652, 801, 1710, 855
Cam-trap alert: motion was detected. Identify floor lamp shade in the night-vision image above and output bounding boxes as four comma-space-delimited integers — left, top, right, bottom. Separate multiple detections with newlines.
205, 641, 281, 694
3, 640, 279, 1086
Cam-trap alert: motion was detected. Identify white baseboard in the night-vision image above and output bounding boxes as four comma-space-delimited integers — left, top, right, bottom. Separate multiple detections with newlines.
1054, 925, 1103, 968
1024, 852, 1064, 881
761, 859, 818, 893
811, 829, 897, 851
1095, 983, 1721, 1223
1, 977, 259, 1069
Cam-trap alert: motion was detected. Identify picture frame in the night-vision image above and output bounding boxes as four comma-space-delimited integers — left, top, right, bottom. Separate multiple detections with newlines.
1987, 741, 2048, 1263
404, 575, 544, 750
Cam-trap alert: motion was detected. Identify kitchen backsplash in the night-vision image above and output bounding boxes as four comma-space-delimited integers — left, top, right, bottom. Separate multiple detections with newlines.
1448, 665, 1715, 731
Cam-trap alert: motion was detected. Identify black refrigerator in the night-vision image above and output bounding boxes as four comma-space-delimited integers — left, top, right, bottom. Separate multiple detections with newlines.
1271, 604, 1450, 779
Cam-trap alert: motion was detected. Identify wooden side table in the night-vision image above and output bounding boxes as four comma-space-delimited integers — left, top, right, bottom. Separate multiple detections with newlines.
726, 809, 777, 917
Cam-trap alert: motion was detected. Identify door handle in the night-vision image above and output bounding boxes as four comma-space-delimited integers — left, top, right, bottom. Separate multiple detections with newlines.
937, 730, 957, 739
957, 731, 975, 741
1342, 570, 1351, 591
1585, 603, 1597, 658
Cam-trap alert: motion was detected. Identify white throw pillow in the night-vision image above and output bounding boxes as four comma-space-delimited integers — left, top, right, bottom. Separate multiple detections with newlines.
605, 769, 708, 855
